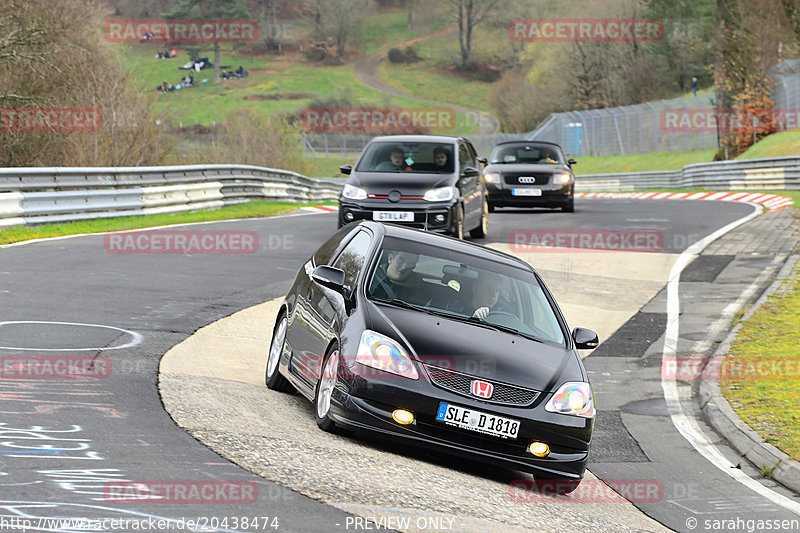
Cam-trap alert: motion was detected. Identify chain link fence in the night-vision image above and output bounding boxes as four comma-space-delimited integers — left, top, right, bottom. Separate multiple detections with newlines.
302, 58, 800, 158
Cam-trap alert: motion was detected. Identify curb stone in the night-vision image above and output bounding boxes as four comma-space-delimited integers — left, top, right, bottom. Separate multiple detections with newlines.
698, 252, 800, 495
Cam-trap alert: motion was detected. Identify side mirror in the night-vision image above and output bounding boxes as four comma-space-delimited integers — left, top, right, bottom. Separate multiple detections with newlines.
461, 166, 479, 177
567, 158, 577, 166
477, 157, 488, 166
311, 265, 346, 294
572, 327, 599, 350
339, 164, 353, 175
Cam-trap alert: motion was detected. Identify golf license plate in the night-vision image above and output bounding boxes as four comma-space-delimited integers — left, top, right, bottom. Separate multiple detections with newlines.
436, 402, 520, 439
373, 211, 414, 222
512, 188, 542, 196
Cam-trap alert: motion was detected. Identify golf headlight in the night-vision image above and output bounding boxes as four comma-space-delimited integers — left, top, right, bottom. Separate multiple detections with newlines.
355, 330, 419, 379
423, 186, 456, 202
342, 184, 367, 200
484, 172, 501, 184
556, 173, 572, 185
545, 382, 595, 418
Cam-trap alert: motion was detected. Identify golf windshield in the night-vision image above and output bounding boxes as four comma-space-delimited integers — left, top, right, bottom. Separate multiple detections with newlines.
355, 142, 455, 173
366, 238, 566, 345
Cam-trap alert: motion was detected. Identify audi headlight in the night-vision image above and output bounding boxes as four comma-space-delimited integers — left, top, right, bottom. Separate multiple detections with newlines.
355, 330, 419, 379
423, 186, 456, 202
545, 382, 595, 418
342, 184, 367, 200
484, 172, 501, 184
556, 173, 572, 185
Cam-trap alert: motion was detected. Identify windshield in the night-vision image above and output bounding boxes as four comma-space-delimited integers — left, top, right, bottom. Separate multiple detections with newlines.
355, 141, 455, 173
366, 238, 566, 345
490, 144, 564, 165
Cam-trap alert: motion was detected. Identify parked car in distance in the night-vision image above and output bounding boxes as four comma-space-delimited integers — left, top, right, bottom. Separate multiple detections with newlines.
265, 221, 599, 491
338, 135, 489, 239
483, 141, 576, 212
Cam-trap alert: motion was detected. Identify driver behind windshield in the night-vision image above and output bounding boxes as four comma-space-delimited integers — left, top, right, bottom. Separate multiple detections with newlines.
369, 250, 422, 302
451, 270, 509, 319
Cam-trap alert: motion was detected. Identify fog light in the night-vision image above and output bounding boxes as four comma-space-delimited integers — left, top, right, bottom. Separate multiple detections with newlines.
392, 409, 415, 425
344, 212, 354, 221
434, 214, 445, 223
529, 442, 550, 457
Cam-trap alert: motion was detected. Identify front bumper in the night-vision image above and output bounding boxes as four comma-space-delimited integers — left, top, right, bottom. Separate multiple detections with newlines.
338, 199, 457, 233
327, 364, 592, 479
487, 183, 573, 208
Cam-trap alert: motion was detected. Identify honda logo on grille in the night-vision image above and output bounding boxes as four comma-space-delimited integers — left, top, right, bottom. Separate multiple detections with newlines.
471, 380, 493, 398
518, 177, 537, 183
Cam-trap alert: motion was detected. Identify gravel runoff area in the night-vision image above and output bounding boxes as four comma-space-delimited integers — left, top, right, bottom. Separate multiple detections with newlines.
159, 246, 680, 533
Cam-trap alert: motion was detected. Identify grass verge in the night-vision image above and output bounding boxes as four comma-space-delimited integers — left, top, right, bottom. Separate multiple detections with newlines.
572, 150, 717, 175
0, 201, 328, 245
720, 259, 800, 462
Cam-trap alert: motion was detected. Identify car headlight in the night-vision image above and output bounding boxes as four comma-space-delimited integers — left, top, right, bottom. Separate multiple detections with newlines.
484, 172, 501, 184
342, 184, 367, 200
355, 330, 419, 379
556, 173, 572, 185
423, 186, 456, 202
545, 382, 595, 418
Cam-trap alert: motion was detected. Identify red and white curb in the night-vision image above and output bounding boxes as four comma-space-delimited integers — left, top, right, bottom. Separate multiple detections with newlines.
576, 191, 794, 214
302, 206, 339, 213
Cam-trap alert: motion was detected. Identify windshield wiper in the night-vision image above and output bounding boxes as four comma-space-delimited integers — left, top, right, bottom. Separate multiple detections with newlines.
465, 316, 547, 343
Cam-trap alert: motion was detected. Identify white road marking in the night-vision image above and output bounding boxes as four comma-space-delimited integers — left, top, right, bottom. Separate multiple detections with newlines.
661, 201, 800, 515
0, 321, 142, 352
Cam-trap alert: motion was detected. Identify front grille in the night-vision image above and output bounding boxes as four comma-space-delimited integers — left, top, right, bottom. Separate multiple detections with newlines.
424, 364, 539, 406
504, 174, 550, 185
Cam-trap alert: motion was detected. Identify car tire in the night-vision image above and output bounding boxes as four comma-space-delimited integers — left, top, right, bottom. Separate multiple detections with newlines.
314, 345, 340, 433
469, 198, 488, 239
265, 313, 295, 393
488, 203, 495, 213
454, 205, 465, 240
562, 197, 575, 213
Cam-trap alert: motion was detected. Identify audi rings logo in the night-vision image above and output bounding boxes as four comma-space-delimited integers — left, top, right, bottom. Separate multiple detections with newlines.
518, 177, 538, 184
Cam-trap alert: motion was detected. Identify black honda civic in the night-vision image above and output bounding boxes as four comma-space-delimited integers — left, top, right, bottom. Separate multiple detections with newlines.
337, 135, 489, 239
265, 221, 598, 490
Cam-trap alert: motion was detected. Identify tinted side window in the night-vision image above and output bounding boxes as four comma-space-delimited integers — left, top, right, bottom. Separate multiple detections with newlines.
458, 144, 472, 170
332, 230, 372, 288
313, 226, 356, 266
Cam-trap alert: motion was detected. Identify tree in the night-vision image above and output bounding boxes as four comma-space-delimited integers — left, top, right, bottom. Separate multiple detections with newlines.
303, 0, 371, 58
165, 0, 250, 82
446, 0, 501, 66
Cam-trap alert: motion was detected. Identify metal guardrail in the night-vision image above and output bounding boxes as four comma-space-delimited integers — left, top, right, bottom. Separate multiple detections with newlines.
575, 156, 800, 192
0, 157, 797, 228
0, 164, 344, 228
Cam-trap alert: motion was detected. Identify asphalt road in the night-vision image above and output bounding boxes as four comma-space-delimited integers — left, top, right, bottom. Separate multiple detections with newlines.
1, 199, 797, 532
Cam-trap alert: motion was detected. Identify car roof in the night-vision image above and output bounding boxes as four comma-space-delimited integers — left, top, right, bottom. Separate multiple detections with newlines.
356, 221, 532, 271
492, 140, 564, 150
369, 135, 464, 144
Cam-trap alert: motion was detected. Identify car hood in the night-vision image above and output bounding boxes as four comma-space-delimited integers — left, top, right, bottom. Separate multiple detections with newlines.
368, 303, 572, 392
484, 163, 570, 175
348, 172, 452, 195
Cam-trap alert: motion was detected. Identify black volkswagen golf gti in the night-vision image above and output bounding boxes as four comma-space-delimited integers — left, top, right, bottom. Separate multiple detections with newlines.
337, 135, 489, 239
265, 221, 598, 490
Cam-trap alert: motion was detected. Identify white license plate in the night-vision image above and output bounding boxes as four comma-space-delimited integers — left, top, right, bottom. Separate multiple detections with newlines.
512, 188, 542, 196
373, 211, 414, 222
436, 402, 520, 439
